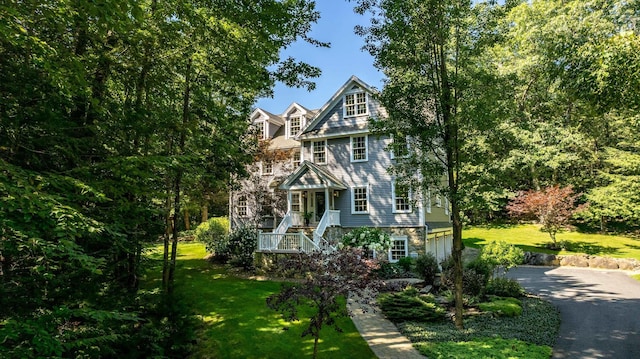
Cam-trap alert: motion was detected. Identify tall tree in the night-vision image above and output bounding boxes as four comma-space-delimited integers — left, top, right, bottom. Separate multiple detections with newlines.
353, 0, 513, 328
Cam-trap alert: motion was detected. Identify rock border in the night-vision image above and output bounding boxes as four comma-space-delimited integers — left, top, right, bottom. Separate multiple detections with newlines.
524, 252, 640, 271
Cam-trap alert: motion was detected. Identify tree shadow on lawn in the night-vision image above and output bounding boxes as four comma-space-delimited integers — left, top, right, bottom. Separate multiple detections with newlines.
551, 241, 620, 256
464, 237, 558, 254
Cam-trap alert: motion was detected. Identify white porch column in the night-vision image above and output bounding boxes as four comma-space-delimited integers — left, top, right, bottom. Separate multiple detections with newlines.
287, 191, 292, 213
324, 187, 329, 215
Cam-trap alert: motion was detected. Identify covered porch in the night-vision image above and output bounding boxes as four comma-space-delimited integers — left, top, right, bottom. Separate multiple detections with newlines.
258, 161, 346, 253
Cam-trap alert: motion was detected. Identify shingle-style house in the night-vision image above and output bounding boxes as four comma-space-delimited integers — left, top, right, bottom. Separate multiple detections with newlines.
230, 76, 453, 262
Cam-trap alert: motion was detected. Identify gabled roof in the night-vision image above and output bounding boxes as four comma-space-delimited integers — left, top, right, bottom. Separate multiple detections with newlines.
282, 102, 313, 117
279, 161, 347, 190
300, 75, 378, 136
250, 108, 284, 126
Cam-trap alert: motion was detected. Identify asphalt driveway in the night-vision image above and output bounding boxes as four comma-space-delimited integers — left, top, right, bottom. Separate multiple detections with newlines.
508, 266, 640, 359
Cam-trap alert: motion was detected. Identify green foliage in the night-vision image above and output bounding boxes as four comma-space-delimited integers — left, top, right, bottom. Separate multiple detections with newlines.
441, 257, 491, 296
632, 274, 640, 282
479, 297, 523, 317
480, 241, 525, 276
399, 296, 560, 347
485, 278, 525, 298
227, 226, 257, 270
374, 262, 409, 279
195, 217, 230, 261
415, 253, 441, 284
416, 337, 552, 359
378, 288, 446, 323
397, 256, 414, 272
341, 227, 392, 253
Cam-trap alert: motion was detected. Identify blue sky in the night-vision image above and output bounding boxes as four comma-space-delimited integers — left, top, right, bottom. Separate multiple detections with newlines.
255, 1, 385, 113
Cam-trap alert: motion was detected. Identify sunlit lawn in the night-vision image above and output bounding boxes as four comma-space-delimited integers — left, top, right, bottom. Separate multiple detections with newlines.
463, 224, 640, 261
632, 274, 640, 282
143, 242, 375, 359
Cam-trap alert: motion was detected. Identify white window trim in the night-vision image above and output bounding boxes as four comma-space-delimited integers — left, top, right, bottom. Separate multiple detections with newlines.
435, 194, 442, 208
343, 91, 368, 118
350, 135, 368, 162
312, 140, 327, 165
237, 195, 248, 217
261, 161, 273, 176
426, 189, 432, 214
392, 181, 412, 214
445, 197, 450, 216
291, 192, 301, 212
287, 115, 305, 139
255, 121, 266, 140
351, 184, 369, 214
388, 235, 409, 262
292, 149, 301, 167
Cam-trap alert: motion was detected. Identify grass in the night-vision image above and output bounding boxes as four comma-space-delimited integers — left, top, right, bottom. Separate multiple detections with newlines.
463, 224, 640, 260
142, 242, 375, 359
632, 274, 640, 282
398, 296, 560, 358
478, 297, 523, 317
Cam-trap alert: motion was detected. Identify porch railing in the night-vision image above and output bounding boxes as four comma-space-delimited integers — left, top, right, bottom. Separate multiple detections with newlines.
258, 231, 318, 252
275, 211, 292, 234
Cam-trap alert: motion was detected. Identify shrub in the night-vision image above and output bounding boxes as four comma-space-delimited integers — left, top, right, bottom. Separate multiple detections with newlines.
485, 277, 525, 298
341, 227, 392, 254
480, 241, 524, 277
440, 258, 489, 296
478, 297, 523, 317
227, 226, 257, 270
415, 253, 440, 284
374, 262, 404, 279
397, 257, 414, 273
195, 217, 230, 257
378, 287, 446, 323
466, 258, 492, 284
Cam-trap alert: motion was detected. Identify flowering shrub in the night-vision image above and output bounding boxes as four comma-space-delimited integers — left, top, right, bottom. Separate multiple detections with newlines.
340, 227, 392, 254
227, 226, 257, 269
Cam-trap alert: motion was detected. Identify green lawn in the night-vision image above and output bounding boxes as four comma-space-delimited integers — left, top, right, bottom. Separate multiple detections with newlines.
463, 224, 640, 261
143, 242, 375, 359
632, 274, 640, 282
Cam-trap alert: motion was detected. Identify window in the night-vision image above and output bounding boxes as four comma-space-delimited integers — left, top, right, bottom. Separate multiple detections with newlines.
289, 115, 303, 138
256, 122, 265, 139
262, 161, 273, 175
435, 194, 442, 207
392, 181, 412, 213
350, 135, 368, 162
352, 185, 369, 214
292, 150, 301, 167
426, 189, 432, 213
313, 140, 326, 164
389, 236, 408, 262
237, 195, 248, 217
344, 92, 367, 117
291, 193, 301, 212
391, 134, 409, 159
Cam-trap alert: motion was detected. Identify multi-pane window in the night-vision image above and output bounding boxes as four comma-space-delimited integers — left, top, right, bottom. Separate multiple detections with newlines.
351, 135, 368, 162
352, 186, 368, 213
389, 236, 408, 262
393, 182, 411, 213
291, 193, 301, 212
256, 122, 264, 139
435, 194, 443, 207
292, 150, 301, 167
313, 140, 326, 164
237, 195, 248, 217
262, 161, 273, 175
344, 92, 367, 117
289, 116, 303, 138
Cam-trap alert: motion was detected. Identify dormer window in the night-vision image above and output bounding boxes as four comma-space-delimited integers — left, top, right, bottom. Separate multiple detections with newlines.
288, 115, 304, 138
256, 121, 265, 139
344, 92, 367, 117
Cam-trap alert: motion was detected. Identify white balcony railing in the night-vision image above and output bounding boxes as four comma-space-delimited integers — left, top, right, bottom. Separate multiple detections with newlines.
258, 231, 318, 253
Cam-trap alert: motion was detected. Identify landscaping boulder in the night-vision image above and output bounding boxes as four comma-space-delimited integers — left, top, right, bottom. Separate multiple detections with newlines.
588, 256, 620, 270
617, 258, 640, 271
524, 252, 560, 266
559, 255, 590, 267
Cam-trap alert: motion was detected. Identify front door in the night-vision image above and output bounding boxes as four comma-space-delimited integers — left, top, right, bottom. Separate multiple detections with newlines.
315, 192, 326, 223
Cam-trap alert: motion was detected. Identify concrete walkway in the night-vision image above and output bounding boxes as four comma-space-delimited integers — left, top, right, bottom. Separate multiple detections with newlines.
348, 288, 425, 358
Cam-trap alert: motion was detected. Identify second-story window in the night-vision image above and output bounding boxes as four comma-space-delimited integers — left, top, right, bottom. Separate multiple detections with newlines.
391, 134, 409, 159
344, 92, 367, 117
350, 135, 368, 162
352, 185, 369, 214
313, 140, 326, 164
393, 181, 412, 213
289, 115, 303, 138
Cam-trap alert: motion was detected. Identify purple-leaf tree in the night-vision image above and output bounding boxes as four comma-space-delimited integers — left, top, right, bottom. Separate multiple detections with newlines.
266, 248, 380, 359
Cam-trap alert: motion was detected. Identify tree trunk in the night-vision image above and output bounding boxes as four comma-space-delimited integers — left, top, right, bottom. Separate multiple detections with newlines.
201, 204, 209, 222
184, 208, 191, 231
